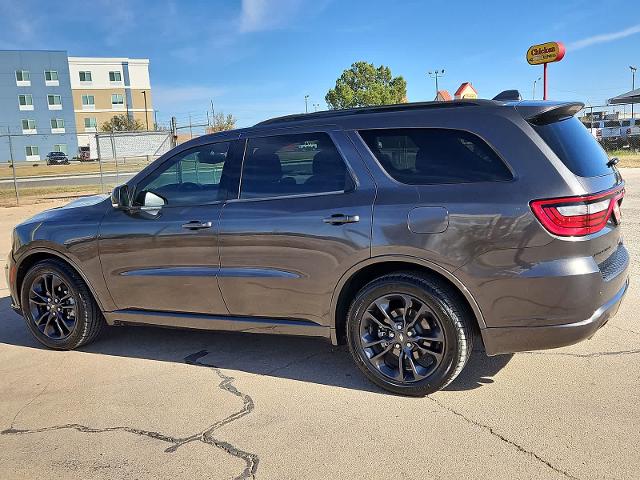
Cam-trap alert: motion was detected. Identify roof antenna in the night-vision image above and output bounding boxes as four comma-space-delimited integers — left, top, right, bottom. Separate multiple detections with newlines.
493, 90, 522, 101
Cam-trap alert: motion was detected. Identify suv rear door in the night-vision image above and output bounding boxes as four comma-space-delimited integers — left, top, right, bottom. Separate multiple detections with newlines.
217, 127, 375, 328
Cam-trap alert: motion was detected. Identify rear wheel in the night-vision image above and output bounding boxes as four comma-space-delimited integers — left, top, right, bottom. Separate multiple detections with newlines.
346, 272, 473, 396
20, 259, 105, 350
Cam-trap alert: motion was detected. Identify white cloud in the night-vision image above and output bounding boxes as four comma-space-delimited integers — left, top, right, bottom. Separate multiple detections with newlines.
239, 0, 327, 33
568, 24, 640, 51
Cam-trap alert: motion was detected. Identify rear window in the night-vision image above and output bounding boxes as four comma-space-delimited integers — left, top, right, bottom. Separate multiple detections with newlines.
358, 128, 512, 185
533, 116, 611, 177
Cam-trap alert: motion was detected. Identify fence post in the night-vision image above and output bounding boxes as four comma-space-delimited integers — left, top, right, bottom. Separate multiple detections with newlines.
110, 129, 119, 184
95, 133, 104, 194
7, 133, 19, 206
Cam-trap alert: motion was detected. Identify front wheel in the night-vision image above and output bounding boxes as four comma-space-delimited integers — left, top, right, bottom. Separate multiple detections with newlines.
20, 259, 105, 350
346, 272, 473, 396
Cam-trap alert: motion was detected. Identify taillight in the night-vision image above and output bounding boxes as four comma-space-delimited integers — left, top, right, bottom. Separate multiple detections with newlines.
530, 187, 624, 236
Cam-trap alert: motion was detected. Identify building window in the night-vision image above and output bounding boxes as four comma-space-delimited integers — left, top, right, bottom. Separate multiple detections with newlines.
18, 94, 34, 110
48, 94, 63, 109
84, 117, 97, 128
79, 71, 92, 82
111, 93, 125, 105
51, 118, 65, 129
81, 94, 95, 106
21, 119, 36, 132
109, 71, 122, 82
45, 70, 59, 81
18, 94, 33, 106
15, 70, 30, 82
25, 146, 40, 156
53, 144, 68, 154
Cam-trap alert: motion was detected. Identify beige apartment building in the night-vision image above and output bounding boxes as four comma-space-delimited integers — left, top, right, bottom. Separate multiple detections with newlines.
68, 57, 153, 155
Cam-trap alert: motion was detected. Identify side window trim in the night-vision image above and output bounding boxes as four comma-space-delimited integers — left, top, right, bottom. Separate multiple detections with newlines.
236, 131, 356, 202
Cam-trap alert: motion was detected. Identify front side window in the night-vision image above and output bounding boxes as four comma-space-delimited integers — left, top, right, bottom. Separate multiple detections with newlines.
135, 142, 232, 207
109, 71, 122, 82
45, 70, 59, 81
22, 119, 36, 130
359, 128, 512, 184
82, 94, 95, 105
47, 94, 62, 105
51, 118, 65, 129
79, 71, 92, 82
240, 133, 351, 199
16, 70, 30, 81
18, 94, 33, 106
111, 94, 124, 105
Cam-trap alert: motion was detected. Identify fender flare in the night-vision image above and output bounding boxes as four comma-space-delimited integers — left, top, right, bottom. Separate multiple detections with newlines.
329, 254, 486, 340
15, 246, 110, 312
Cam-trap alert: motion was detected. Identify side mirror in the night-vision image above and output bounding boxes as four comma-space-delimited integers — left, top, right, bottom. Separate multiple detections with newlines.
111, 185, 130, 209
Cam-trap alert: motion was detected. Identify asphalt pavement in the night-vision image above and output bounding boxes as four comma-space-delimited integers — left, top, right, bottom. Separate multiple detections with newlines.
0, 170, 638, 480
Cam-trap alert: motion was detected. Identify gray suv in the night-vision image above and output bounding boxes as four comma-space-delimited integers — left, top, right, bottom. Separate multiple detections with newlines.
6, 99, 629, 395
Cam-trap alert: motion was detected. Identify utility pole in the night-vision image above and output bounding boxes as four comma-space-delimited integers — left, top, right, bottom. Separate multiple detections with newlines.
532, 76, 541, 100
630, 66, 637, 119
304, 95, 309, 113
210, 99, 215, 121
141, 90, 149, 130
428, 70, 445, 98
154, 110, 158, 130
7, 130, 19, 205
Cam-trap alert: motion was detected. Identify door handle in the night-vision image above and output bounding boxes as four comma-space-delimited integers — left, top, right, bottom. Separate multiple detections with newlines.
322, 214, 360, 225
182, 221, 213, 230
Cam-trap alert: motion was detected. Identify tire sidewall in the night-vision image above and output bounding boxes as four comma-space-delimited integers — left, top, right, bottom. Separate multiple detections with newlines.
20, 261, 91, 350
347, 278, 463, 395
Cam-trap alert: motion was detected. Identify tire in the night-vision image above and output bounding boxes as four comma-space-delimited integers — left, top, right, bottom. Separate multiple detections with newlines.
346, 272, 473, 396
20, 259, 105, 350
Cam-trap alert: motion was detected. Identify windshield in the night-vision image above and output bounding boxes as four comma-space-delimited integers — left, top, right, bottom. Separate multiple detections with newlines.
533, 116, 611, 177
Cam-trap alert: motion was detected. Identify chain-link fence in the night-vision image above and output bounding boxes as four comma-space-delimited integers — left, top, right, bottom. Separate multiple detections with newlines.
0, 130, 174, 206
578, 102, 640, 154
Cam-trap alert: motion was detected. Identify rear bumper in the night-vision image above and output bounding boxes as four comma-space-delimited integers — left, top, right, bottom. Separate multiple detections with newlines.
482, 277, 629, 356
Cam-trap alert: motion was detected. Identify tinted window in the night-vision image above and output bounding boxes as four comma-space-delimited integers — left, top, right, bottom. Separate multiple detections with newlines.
136, 142, 232, 206
240, 133, 351, 199
533, 117, 611, 177
359, 128, 512, 184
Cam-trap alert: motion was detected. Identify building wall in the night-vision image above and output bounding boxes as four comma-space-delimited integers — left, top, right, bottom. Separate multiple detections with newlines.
68, 57, 153, 154
0, 50, 79, 161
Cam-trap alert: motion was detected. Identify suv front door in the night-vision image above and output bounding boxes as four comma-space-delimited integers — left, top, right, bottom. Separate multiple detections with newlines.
98, 138, 241, 315
218, 129, 375, 327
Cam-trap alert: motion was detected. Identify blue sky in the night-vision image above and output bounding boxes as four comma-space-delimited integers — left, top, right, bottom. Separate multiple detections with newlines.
1, 0, 639, 127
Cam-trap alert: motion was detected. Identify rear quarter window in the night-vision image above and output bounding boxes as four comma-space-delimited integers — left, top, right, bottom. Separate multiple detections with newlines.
358, 128, 512, 185
533, 116, 611, 177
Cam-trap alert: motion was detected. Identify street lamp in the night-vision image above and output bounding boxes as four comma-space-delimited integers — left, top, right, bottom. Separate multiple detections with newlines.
141, 90, 149, 130
630, 66, 637, 119
532, 76, 541, 100
428, 69, 445, 98
304, 95, 309, 113
313, 103, 320, 112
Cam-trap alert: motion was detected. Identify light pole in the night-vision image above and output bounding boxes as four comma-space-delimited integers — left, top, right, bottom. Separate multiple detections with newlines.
141, 90, 149, 130
304, 95, 309, 113
532, 76, 541, 100
428, 69, 445, 98
630, 66, 637, 119
313, 103, 320, 112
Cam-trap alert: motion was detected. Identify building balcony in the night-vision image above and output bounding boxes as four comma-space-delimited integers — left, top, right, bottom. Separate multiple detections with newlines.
51, 128, 66, 134
19, 104, 34, 111
22, 128, 37, 135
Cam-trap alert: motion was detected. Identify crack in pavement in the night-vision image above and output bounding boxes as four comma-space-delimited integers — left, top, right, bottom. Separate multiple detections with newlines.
427, 396, 579, 480
519, 349, 640, 359
1, 350, 259, 480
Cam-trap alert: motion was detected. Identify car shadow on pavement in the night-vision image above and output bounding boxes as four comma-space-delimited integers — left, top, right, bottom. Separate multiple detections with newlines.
0, 295, 513, 394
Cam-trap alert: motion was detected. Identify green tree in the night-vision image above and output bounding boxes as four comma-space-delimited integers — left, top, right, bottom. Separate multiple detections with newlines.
100, 114, 144, 132
325, 61, 407, 109
207, 112, 237, 133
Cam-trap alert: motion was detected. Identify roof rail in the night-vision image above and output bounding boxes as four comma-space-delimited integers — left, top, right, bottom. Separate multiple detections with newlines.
255, 99, 494, 126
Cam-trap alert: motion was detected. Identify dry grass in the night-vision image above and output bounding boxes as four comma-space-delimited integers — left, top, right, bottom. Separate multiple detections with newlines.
0, 184, 112, 207
0, 158, 155, 179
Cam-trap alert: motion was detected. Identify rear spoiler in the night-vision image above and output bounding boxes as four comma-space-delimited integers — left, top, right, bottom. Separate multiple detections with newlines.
514, 101, 584, 125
